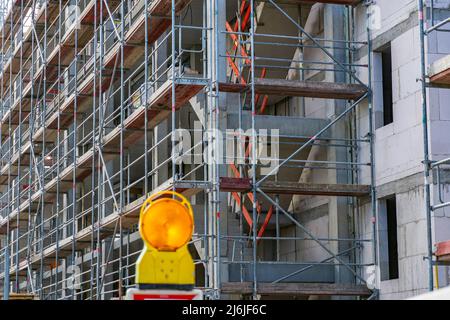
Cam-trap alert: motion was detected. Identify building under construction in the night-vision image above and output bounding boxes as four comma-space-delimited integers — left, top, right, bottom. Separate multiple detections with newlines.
0, 0, 449, 300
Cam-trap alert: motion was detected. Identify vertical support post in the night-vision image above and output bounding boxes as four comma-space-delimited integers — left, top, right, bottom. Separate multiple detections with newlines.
118, 0, 126, 300
171, 0, 177, 193
144, 0, 149, 197
1, 0, 9, 300
3, 244, 9, 300
71, 0, 80, 301
207, 0, 228, 299
91, 0, 99, 301
55, 0, 63, 300
7, 0, 13, 298
15, 0, 25, 294
417, 0, 434, 292
249, 0, 258, 300
96, 0, 105, 300
366, 1, 379, 297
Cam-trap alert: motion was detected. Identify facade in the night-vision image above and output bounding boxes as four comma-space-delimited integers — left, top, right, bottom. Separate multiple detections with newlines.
0, 0, 448, 300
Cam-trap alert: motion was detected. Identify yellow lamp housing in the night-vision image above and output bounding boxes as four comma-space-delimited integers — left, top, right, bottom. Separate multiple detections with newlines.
135, 191, 195, 290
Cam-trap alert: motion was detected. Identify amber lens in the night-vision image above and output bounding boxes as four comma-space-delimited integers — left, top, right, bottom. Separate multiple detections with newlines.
141, 198, 193, 251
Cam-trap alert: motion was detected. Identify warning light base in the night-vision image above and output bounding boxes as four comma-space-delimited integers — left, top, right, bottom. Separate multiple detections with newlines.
135, 246, 195, 286
125, 288, 203, 300
137, 283, 194, 291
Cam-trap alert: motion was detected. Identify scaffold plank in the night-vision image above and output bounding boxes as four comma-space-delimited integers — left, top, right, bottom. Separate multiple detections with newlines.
435, 240, 450, 262
220, 177, 370, 197
221, 282, 371, 296
429, 54, 450, 86
218, 78, 367, 99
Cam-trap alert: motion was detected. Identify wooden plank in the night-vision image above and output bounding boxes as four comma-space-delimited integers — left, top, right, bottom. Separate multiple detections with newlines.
220, 177, 252, 192
0, 293, 37, 300
221, 282, 371, 296
429, 54, 450, 85
218, 78, 367, 99
219, 177, 370, 197
260, 181, 370, 197
436, 240, 450, 262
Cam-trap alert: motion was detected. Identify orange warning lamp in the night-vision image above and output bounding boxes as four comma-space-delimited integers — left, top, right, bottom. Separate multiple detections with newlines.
135, 191, 195, 288
139, 192, 194, 251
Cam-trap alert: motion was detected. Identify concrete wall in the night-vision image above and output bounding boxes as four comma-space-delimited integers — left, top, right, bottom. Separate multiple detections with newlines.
354, 1, 450, 299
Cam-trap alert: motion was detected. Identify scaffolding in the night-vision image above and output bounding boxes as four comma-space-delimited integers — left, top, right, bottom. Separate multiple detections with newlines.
0, 0, 376, 300
418, 0, 450, 291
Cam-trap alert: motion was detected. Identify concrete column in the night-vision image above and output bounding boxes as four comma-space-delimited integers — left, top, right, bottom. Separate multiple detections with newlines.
217, 0, 229, 285
206, 0, 229, 294
324, 4, 353, 288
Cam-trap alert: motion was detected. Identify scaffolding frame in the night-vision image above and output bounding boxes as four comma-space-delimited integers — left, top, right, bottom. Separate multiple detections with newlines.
0, 0, 377, 300
216, 0, 376, 299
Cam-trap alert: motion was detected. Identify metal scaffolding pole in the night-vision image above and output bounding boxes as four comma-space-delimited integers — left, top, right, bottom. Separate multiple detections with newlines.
417, 0, 434, 293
